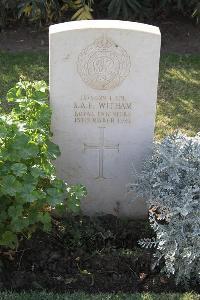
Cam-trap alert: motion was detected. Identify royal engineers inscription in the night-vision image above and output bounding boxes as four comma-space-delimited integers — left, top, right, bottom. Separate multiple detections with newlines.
50, 20, 161, 217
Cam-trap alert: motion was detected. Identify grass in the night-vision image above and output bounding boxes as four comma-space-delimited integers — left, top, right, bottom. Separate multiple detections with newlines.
156, 54, 200, 139
0, 52, 199, 139
0, 292, 199, 300
0, 52, 48, 101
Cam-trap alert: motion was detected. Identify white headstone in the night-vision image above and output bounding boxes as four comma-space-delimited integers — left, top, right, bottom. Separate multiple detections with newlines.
49, 20, 161, 217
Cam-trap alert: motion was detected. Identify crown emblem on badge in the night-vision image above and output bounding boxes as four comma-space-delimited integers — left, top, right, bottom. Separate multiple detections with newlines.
77, 36, 131, 90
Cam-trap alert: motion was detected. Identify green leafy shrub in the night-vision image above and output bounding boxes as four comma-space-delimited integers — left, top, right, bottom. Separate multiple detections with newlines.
0, 80, 86, 249
17, 0, 68, 25
158, 0, 200, 23
1, 0, 199, 26
99, 0, 200, 22
132, 133, 200, 286
70, 0, 94, 20
99, 0, 151, 20
0, 0, 18, 27
1, 0, 94, 26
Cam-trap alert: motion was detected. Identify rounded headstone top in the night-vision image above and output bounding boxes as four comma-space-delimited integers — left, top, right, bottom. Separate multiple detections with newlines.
49, 20, 161, 36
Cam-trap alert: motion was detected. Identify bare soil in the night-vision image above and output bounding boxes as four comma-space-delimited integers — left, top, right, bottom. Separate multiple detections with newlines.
0, 17, 199, 54
0, 215, 199, 293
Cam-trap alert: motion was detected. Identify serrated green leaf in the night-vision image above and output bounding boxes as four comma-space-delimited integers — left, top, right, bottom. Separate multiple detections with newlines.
7, 86, 19, 102
37, 212, 51, 232
11, 163, 27, 177
22, 192, 37, 203
66, 196, 80, 214
0, 231, 18, 249
31, 166, 45, 178
20, 143, 39, 159
51, 178, 66, 191
0, 162, 11, 176
22, 174, 38, 185
8, 205, 23, 218
10, 218, 25, 233
46, 141, 61, 159
12, 134, 29, 150
46, 187, 65, 206
0, 175, 22, 196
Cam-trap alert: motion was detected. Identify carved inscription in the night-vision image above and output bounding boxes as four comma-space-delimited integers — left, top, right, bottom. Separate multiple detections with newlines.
77, 36, 131, 90
74, 95, 133, 125
84, 127, 119, 179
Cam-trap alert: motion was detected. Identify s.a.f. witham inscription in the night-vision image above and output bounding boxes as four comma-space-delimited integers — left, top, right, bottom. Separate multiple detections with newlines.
77, 36, 131, 90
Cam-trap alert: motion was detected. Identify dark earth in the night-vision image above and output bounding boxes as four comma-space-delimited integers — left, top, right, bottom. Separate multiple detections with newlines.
0, 16, 200, 54
0, 215, 199, 293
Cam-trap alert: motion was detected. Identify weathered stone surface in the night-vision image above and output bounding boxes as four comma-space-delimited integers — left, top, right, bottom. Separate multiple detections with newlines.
49, 20, 161, 217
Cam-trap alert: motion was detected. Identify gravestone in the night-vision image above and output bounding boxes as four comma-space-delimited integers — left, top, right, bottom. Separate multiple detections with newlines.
49, 20, 161, 217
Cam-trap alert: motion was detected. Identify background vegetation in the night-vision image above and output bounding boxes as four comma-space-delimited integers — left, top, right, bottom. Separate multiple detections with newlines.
0, 292, 199, 300
0, 0, 200, 28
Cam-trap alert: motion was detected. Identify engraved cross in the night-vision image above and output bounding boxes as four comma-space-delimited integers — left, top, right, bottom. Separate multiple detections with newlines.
84, 127, 119, 179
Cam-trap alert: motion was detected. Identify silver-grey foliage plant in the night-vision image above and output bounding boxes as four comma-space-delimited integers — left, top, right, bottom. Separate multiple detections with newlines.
133, 132, 200, 286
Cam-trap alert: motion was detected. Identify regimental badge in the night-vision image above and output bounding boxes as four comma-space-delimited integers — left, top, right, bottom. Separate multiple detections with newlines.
77, 36, 131, 90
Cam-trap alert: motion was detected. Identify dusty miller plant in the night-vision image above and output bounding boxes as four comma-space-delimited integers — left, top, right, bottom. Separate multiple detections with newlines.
132, 132, 200, 286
